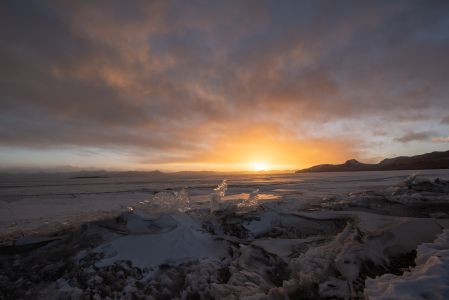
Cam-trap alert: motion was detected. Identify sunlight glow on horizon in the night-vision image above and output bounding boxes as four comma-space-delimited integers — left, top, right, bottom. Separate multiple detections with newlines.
251, 162, 269, 171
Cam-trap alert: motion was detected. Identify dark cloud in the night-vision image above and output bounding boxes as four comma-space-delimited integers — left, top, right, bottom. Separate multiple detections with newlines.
442, 114, 449, 124
1, 0, 449, 167
394, 131, 435, 143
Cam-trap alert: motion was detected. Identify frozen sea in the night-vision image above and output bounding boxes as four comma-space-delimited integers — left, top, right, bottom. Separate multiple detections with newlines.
1, 169, 449, 299
1, 169, 449, 238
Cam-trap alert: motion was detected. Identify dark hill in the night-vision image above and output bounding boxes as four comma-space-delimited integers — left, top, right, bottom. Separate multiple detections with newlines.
296, 150, 449, 173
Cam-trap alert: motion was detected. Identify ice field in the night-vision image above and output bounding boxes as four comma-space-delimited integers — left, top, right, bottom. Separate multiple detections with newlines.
1, 170, 449, 299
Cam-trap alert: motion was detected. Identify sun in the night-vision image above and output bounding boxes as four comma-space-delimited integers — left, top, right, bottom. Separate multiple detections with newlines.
251, 162, 269, 171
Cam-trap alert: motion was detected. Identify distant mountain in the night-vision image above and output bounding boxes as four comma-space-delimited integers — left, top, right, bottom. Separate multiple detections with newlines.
296, 150, 449, 173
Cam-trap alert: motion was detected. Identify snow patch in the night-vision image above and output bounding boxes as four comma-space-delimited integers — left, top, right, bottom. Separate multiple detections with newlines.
96, 212, 227, 269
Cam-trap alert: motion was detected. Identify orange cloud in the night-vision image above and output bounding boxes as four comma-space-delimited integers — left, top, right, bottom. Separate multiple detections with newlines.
137, 123, 359, 171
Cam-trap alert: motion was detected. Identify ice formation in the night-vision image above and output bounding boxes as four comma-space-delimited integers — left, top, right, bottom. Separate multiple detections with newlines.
210, 179, 227, 213
175, 188, 191, 212
365, 229, 449, 299
238, 188, 259, 208
386, 174, 449, 204
134, 189, 191, 214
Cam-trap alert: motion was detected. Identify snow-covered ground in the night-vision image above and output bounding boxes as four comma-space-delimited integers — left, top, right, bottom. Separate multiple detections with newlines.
0, 170, 448, 299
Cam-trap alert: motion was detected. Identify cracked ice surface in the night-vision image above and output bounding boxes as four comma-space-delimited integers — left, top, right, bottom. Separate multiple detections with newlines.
0, 170, 449, 299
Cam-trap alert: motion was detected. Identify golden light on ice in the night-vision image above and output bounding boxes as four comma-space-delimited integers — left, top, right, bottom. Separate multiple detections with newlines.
251, 162, 269, 171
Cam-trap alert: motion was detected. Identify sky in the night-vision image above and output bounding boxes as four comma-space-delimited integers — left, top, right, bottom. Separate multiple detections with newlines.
1, 0, 449, 172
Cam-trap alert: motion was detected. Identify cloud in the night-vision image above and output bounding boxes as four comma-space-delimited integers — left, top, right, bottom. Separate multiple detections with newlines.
1, 1, 449, 169
432, 136, 449, 143
442, 115, 449, 124
394, 131, 435, 143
